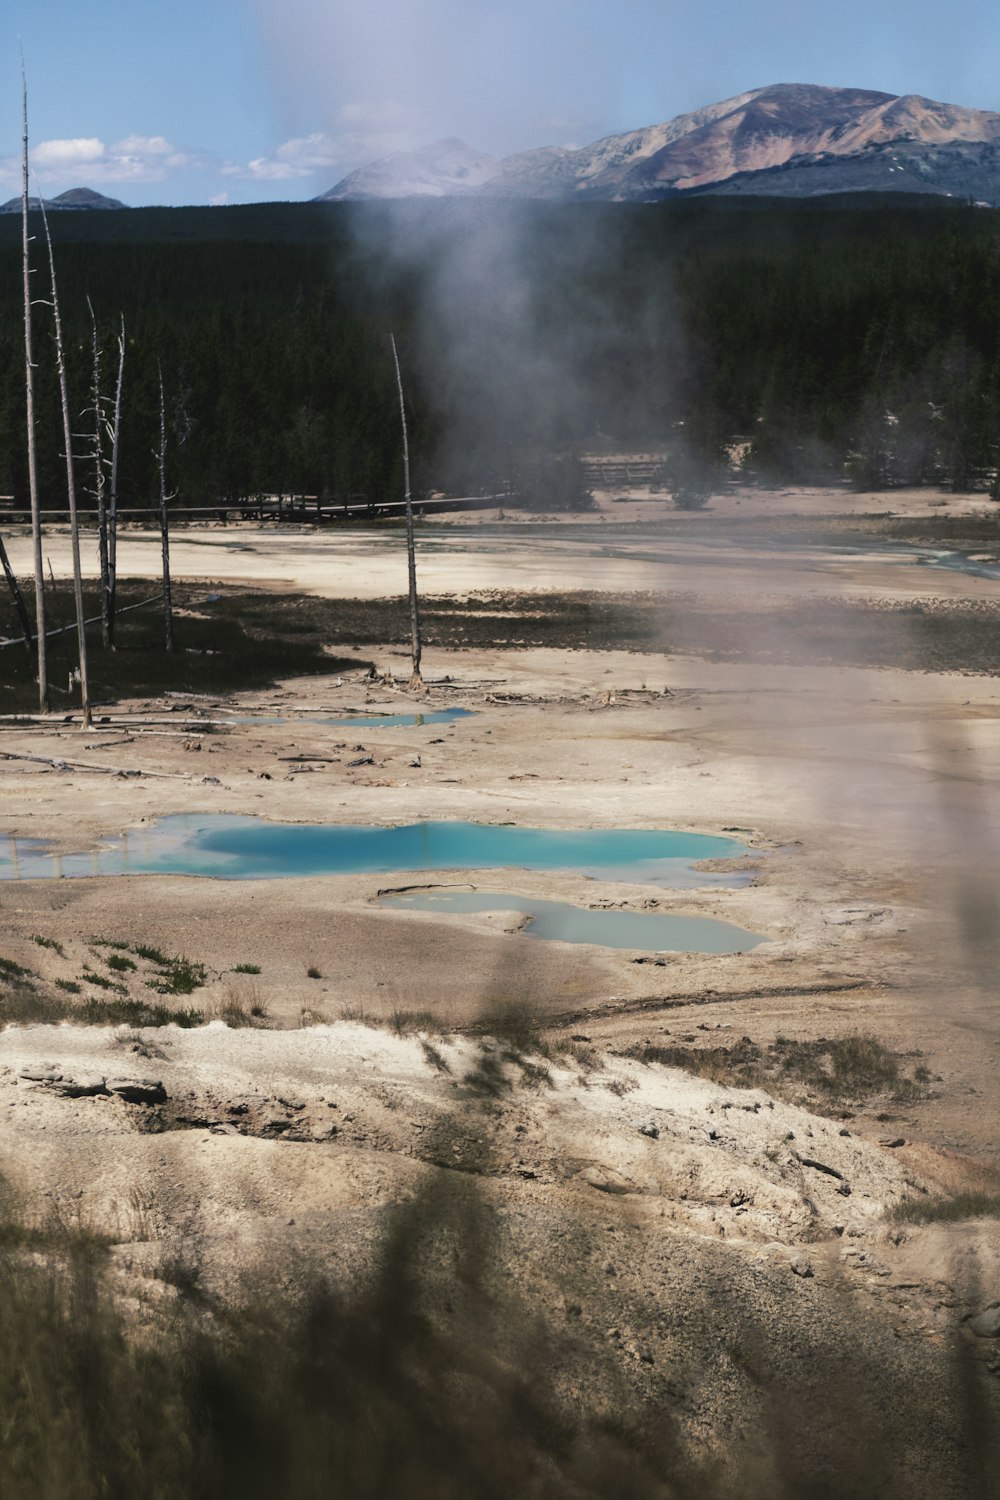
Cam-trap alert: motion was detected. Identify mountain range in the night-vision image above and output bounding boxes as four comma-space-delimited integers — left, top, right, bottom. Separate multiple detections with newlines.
317, 83, 1000, 205
0, 187, 126, 214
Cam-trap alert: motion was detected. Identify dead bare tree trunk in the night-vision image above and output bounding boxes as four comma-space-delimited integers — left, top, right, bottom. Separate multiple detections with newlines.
108, 316, 124, 647
0, 531, 33, 652
46, 558, 72, 672
157, 363, 174, 653
39, 198, 91, 727
390, 334, 422, 689
87, 298, 111, 648
21, 63, 47, 710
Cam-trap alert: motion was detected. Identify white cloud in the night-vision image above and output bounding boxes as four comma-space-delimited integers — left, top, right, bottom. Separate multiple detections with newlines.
112, 134, 174, 158
0, 107, 429, 201
224, 105, 424, 184
32, 137, 105, 168
95, 135, 197, 182
0, 132, 205, 191
228, 154, 313, 181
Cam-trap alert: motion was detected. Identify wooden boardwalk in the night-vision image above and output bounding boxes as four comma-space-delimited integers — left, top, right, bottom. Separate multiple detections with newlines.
0, 492, 504, 526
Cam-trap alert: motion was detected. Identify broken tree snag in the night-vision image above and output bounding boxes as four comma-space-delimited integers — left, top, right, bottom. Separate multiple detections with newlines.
108, 316, 125, 647
157, 362, 175, 653
390, 333, 422, 690
87, 298, 111, 649
39, 196, 91, 728
21, 61, 48, 710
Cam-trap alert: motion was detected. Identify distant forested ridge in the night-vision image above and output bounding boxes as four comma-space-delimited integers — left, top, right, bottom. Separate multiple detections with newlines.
1, 194, 999, 512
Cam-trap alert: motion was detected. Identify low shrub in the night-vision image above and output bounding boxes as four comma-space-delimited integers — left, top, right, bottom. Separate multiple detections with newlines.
31, 935, 65, 957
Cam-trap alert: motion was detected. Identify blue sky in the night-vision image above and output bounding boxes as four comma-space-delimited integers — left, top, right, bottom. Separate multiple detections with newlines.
3, 0, 1000, 206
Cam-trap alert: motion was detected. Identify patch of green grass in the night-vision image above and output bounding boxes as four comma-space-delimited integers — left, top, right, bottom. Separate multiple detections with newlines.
0, 956, 32, 981
105, 953, 138, 973
31, 935, 65, 957
82, 970, 129, 995
148, 957, 207, 996
132, 943, 169, 965
54, 979, 82, 994
232, 962, 262, 975
92, 940, 208, 995
79, 998, 203, 1028
889, 1191, 1000, 1226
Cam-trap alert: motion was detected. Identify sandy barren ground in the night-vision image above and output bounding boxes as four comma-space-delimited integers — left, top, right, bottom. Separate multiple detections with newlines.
9, 480, 1000, 607
2, 492, 1000, 1484
442, 481, 1000, 525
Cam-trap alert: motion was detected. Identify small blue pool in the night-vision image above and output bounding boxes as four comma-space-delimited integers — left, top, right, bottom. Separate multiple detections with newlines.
0, 816, 750, 887
229, 708, 476, 729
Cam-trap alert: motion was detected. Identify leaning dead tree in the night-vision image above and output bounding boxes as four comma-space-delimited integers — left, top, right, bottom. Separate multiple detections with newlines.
0, 533, 32, 652
21, 63, 47, 708
390, 333, 422, 688
107, 316, 125, 646
156, 363, 174, 653
86, 298, 112, 647
39, 197, 92, 727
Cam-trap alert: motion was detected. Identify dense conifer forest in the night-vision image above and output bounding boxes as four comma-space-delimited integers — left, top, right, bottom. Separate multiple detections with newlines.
1, 193, 999, 511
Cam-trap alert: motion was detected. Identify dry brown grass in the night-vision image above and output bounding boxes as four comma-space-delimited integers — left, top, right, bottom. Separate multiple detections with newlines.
628, 1032, 931, 1107
209, 979, 270, 1029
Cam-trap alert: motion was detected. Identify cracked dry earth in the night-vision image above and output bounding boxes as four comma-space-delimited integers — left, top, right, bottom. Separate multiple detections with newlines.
1, 1018, 998, 1493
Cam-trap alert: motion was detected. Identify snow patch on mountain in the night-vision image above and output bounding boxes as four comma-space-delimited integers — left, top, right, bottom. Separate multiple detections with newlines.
317, 138, 499, 201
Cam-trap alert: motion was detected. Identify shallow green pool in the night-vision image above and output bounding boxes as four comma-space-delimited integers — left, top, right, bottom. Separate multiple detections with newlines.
381, 888, 764, 953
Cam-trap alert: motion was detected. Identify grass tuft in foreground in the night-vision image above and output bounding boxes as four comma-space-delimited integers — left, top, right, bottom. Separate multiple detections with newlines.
0, 1169, 697, 1500
0, 986, 72, 1025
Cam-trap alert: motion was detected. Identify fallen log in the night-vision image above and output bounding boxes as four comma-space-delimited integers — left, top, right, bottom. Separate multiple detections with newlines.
0, 749, 190, 780
792, 1151, 847, 1181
